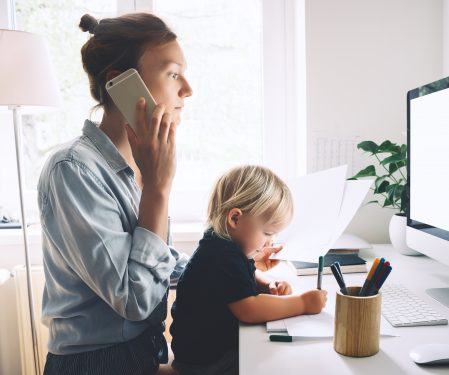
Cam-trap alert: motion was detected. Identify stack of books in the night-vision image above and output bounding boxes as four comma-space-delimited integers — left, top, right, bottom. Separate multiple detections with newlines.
290, 250, 367, 276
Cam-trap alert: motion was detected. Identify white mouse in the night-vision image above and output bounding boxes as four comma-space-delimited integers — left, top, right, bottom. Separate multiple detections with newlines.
410, 343, 449, 365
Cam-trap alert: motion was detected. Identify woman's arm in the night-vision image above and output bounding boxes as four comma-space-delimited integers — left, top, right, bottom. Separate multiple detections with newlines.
169, 246, 190, 283
228, 289, 328, 324
42, 160, 176, 321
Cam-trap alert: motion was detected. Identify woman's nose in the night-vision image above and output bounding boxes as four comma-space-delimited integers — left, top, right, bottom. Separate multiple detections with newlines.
180, 78, 193, 98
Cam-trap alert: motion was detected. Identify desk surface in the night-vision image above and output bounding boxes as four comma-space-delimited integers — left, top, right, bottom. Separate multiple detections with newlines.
239, 245, 449, 375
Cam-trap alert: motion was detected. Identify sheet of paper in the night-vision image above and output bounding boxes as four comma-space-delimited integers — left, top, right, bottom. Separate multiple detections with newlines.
332, 233, 372, 250
266, 319, 286, 333
273, 170, 373, 262
283, 313, 396, 338
273, 165, 348, 261
327, 179, 373, 247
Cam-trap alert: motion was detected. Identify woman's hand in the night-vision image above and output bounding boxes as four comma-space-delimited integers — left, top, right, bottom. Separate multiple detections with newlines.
253, 245, 283, 271
126, 98, 177, 195
268, 281, 292, 296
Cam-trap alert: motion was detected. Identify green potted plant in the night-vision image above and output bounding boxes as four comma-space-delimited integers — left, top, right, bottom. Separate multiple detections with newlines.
349, 140, 420, 255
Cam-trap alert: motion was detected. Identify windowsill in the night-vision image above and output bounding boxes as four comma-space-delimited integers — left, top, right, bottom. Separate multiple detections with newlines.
0, 221, 205, 247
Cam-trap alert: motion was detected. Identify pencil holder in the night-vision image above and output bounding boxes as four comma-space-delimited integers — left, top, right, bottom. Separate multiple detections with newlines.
333, 286, 381, 357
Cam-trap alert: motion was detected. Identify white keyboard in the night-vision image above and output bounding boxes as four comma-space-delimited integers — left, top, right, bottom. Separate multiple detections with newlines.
382, 284, 448, 327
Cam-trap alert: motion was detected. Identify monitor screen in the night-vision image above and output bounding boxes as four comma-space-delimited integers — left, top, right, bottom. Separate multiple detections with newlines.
408, 77, 449, 241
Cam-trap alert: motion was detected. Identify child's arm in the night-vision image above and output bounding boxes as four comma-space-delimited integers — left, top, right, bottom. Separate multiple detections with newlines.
228, 289, 327, 324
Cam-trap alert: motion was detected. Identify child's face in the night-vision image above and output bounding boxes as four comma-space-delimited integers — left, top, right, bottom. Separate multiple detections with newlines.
226, 208, 287, 255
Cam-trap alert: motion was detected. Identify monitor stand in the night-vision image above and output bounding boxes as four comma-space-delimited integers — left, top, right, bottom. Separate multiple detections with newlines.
426, 288, 449, 308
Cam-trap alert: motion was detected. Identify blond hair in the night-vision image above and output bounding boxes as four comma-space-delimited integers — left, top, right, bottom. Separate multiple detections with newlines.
207, 165, 294, 240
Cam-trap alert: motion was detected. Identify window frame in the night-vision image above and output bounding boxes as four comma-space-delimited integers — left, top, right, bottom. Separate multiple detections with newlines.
0, 0, 307, 224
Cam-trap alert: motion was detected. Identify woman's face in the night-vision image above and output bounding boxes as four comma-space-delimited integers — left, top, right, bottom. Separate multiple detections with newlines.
138, 40, 193, 125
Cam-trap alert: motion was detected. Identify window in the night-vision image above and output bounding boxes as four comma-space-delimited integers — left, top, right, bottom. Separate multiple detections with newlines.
1, 0, 118, 221
1, 0, 306, 224
155, 0, 264, 221
13, 0, 116, 187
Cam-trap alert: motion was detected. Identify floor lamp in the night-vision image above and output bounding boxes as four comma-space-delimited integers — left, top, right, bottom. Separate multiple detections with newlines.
0, 29, 61, 375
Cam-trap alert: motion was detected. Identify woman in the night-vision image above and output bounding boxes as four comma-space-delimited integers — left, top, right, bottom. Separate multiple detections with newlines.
38, 12, 282, 375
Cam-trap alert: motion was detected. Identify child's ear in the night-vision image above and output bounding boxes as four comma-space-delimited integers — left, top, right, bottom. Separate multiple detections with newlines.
227, 208, 242, 230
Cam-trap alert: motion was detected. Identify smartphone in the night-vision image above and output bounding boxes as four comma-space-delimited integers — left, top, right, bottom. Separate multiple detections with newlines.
105, 68, 157, 134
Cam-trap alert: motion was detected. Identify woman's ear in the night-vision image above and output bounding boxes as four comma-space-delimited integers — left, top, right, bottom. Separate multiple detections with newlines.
105, 69, 122, 83
226, 208, 242, 230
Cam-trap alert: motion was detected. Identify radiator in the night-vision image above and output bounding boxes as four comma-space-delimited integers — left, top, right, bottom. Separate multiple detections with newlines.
13, 265, 48, 375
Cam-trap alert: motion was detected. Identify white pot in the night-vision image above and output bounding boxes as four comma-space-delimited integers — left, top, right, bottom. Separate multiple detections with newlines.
389, 214, 421, 256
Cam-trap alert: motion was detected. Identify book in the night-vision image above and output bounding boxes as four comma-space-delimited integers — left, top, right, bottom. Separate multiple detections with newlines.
327, 248, 360, 255
289, 253, 367, 276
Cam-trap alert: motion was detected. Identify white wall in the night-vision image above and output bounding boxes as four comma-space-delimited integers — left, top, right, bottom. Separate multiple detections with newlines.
305, 0, 443, 243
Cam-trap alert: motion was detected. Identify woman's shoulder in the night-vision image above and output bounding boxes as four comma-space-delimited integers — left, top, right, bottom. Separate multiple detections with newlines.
40, 136, 101, 178
37, 132, 114, 198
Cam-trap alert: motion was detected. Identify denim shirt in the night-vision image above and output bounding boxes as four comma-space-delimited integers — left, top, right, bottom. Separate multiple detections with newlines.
38, 119, 188, 355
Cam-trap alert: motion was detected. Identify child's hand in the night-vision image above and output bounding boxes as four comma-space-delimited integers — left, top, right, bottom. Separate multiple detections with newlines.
268, 281, 292, 296
301, 289, 328, 314
253, 245, 283, 271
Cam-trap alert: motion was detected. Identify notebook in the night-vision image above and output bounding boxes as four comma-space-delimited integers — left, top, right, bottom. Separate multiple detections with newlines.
289, 253, 367, 276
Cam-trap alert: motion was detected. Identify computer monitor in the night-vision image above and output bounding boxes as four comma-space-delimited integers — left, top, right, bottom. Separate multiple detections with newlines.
407, 76, 449, 308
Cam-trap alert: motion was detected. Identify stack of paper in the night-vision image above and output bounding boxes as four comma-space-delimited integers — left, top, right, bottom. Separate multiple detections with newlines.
273, 165, 373, 262
266, 290, 397, 338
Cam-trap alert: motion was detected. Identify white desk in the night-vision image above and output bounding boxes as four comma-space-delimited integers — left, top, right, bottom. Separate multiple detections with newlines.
239, 245, 449, 374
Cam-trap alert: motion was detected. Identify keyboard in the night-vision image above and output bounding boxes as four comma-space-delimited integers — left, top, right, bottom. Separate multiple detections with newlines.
382, 284, 448, 327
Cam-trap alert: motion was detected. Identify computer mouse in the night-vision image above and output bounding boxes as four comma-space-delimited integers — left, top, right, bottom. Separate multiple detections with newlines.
409, 343, 449, 365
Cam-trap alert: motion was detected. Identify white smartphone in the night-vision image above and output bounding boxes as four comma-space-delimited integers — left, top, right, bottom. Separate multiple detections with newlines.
105, 68, 157, 133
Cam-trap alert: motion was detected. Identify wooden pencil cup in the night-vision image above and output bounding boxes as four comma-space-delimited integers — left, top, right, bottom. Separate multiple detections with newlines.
333, 286, 381, 357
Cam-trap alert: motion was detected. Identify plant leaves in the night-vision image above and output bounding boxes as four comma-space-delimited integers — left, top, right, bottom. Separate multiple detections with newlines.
349, 165, 377, 179
375, 180, 390, 194
385, 184, 404, 204
380, 153, 405, 166
364, 200, 380, 207
357, 141, 378, 155
378, 140, 401, 154
400, 185, 409, 213
383, 197, 394, 207
389, 160, 406, 174
400, 144, 407, 157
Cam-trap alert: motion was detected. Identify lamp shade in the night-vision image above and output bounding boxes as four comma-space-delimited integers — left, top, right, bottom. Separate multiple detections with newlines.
0, 29, 61, 107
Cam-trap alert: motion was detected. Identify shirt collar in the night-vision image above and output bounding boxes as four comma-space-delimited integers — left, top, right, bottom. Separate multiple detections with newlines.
202, 228, 247, 255
82, 119, 130, 173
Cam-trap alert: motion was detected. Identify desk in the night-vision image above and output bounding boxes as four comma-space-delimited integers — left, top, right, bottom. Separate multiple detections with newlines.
239, 245, 449, 374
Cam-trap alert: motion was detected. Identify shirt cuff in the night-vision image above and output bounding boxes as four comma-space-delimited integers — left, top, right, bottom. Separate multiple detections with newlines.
130, 226, 176, 281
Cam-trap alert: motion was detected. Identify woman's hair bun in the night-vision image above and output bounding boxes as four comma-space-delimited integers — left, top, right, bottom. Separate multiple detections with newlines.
79, 14, 99, 34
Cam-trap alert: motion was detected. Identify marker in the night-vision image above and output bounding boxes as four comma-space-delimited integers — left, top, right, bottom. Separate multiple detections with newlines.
330, 263, 348, 295
317, 256, 324, 290
269, 334, 293, 342
366, 261, 389, 295
363, 258, 385, 296
369, 264, 392, 295
359, 257, 380, 296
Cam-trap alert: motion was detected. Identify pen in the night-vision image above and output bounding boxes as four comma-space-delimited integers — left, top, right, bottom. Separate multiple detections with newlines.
317, 256, 324, 290
269, 334, 293, 342
330, 262, 348, 295
167, 216, 173, 247
333, 261, 343, 279
359, 257, 380, 296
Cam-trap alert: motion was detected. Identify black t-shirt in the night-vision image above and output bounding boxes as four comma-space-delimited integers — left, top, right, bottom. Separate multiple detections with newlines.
170, 229, 258, 365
